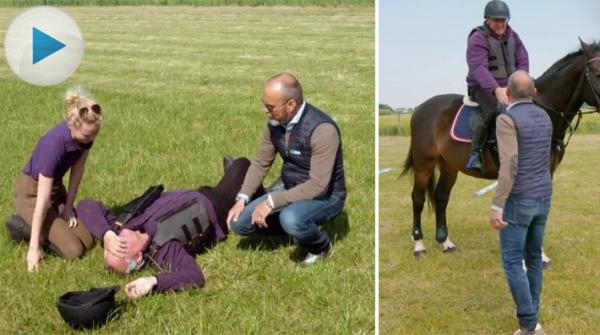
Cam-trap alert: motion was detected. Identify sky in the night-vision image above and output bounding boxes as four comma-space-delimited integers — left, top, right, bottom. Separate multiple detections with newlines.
378, 0, 600, 108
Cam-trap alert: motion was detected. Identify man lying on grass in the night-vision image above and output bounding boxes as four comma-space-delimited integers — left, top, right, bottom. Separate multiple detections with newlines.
76, 156, 259, 298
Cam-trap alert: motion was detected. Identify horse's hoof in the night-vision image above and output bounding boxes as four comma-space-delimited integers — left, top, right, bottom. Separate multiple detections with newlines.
413, 250, 427, 258
543, 260, 551, 270
442, 246, 457, 253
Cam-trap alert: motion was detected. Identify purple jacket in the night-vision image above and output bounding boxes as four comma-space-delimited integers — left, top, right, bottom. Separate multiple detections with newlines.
77, 189, 226, 293
466, 24, 529, 92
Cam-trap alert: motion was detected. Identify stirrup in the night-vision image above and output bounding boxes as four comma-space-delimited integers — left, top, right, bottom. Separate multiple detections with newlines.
466, 152, 482, 171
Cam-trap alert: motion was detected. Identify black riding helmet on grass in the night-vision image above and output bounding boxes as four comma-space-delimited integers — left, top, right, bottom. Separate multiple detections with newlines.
56, 286, 120, 330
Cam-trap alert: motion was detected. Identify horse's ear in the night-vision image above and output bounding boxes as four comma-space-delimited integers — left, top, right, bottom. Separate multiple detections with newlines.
579, 37, 593, 58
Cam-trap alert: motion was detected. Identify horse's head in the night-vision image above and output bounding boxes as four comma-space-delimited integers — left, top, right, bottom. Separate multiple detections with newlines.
580, 38, 600, 109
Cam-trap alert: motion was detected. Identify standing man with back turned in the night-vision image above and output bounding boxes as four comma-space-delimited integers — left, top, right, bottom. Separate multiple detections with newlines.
227, 72, 346, 267
466, 0, 529, 171
489, 70, 552, 335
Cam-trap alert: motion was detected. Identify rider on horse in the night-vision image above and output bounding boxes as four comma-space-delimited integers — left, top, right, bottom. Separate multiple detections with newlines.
466, 0, 529, 171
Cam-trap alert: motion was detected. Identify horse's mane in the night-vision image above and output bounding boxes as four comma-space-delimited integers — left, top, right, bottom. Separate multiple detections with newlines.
536, 41, 600, 82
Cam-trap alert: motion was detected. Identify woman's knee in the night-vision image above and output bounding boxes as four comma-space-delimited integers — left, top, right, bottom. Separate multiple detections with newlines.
56, 240, 85, 260
78, 228, 96, 250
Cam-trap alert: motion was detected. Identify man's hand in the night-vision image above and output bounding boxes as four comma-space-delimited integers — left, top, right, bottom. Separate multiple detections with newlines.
252, 201, 273, 229
103, 230, 128, 258
494, 87, 510, 107
60, 206, 78, 228
125, 276, 157, 299
26, 248, 43, 272
226, 199, 246, 228
489, 209, 508, 230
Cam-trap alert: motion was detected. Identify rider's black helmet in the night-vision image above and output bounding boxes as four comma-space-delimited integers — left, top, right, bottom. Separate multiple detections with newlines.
484, 0, 510, 20
56, 286, 120, 330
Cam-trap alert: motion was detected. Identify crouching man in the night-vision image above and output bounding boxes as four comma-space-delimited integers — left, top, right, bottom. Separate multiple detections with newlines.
77, 157, 252, 299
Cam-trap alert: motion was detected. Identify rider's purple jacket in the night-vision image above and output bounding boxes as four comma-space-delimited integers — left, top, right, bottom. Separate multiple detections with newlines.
466, 24, 529, 93
77, 190, 225, 293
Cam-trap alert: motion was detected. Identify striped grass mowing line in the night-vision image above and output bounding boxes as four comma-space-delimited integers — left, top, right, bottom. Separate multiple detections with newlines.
0, 6, 374, 334
0, 0, 375, 6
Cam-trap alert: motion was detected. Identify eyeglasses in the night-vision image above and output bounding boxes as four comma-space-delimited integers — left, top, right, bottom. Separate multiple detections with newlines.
263, 100, 289, 112
78, 104, 102, 119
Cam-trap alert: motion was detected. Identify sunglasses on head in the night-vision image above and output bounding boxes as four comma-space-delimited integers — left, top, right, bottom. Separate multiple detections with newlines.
78, 104, 102, 118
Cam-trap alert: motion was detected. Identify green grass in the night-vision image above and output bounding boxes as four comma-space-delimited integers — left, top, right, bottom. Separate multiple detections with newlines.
0, 6, 374, 334
378, 113, 410, 136
380, 105, 600, 137
379, 135, 600, 334
0, 0, 374, 6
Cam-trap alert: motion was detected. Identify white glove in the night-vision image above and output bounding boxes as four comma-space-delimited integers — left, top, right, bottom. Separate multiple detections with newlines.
125, 276, 157, 299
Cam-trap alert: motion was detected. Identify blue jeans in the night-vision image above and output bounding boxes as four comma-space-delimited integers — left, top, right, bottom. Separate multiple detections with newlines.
230, 194, 344, 254
500, 196, 551, 330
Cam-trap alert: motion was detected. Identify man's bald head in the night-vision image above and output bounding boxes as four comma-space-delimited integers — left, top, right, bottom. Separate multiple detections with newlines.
261, 72, 304, 125
104, 229, 145, 274
264, 72, 303, 103
507, 70, 536, 102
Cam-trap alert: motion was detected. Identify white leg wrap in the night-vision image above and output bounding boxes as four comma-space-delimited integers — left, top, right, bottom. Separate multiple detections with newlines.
442, 238, 456, 251
414, 239, 426, 252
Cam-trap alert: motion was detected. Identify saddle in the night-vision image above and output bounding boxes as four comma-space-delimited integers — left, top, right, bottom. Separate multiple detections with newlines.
450, 96, 499, 165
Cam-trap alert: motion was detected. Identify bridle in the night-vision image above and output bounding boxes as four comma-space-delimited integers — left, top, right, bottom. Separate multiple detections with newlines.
585, 56, 600, 110
534, 54, 600, 149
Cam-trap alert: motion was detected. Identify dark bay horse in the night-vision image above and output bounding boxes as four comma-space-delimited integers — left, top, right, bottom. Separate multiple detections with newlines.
402, 39, 600, 257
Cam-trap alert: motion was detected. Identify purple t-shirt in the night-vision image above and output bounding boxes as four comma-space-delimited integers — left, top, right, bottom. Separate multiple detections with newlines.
23, 122, 93, 181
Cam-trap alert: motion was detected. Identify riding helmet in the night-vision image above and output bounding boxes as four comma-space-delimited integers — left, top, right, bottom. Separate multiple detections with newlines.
56, 286, 120, 330
484, 0, 510, 20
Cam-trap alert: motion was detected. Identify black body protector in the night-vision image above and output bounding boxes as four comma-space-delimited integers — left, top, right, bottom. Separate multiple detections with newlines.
470, 24, 516, 80
117, 185, 215, 260
146, 199, 214, 259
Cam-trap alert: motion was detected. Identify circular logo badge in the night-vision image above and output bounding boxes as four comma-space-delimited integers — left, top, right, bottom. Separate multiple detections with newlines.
4, 6, 84, 86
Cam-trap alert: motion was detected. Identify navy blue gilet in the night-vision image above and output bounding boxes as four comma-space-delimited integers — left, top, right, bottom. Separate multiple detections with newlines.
503, 101, 552, 199
268, 103, 346, 200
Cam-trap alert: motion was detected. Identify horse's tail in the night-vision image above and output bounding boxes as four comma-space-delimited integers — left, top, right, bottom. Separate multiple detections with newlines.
401, 143, 436, 210
401, 145, 413, 176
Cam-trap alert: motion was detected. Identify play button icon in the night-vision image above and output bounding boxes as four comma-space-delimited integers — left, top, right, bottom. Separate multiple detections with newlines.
33, 27, 67, 64
4, 6, 84, 86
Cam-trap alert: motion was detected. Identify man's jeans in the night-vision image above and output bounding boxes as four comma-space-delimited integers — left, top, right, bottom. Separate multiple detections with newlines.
500, 196, 551, 331
231, 194, 344, 254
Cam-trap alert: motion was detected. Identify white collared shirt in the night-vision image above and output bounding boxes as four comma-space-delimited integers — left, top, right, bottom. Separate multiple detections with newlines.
283, 101, 306, 132
506, 99, 533, 111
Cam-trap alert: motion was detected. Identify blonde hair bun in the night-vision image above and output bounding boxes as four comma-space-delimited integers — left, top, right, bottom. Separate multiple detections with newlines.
64, 85, 92, 110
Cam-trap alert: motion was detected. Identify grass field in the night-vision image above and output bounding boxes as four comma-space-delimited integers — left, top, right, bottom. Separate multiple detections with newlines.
0, 6, 374, 334
379, 135, 600, 334
379, 105, 600, 137
0, 0, 374, 6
